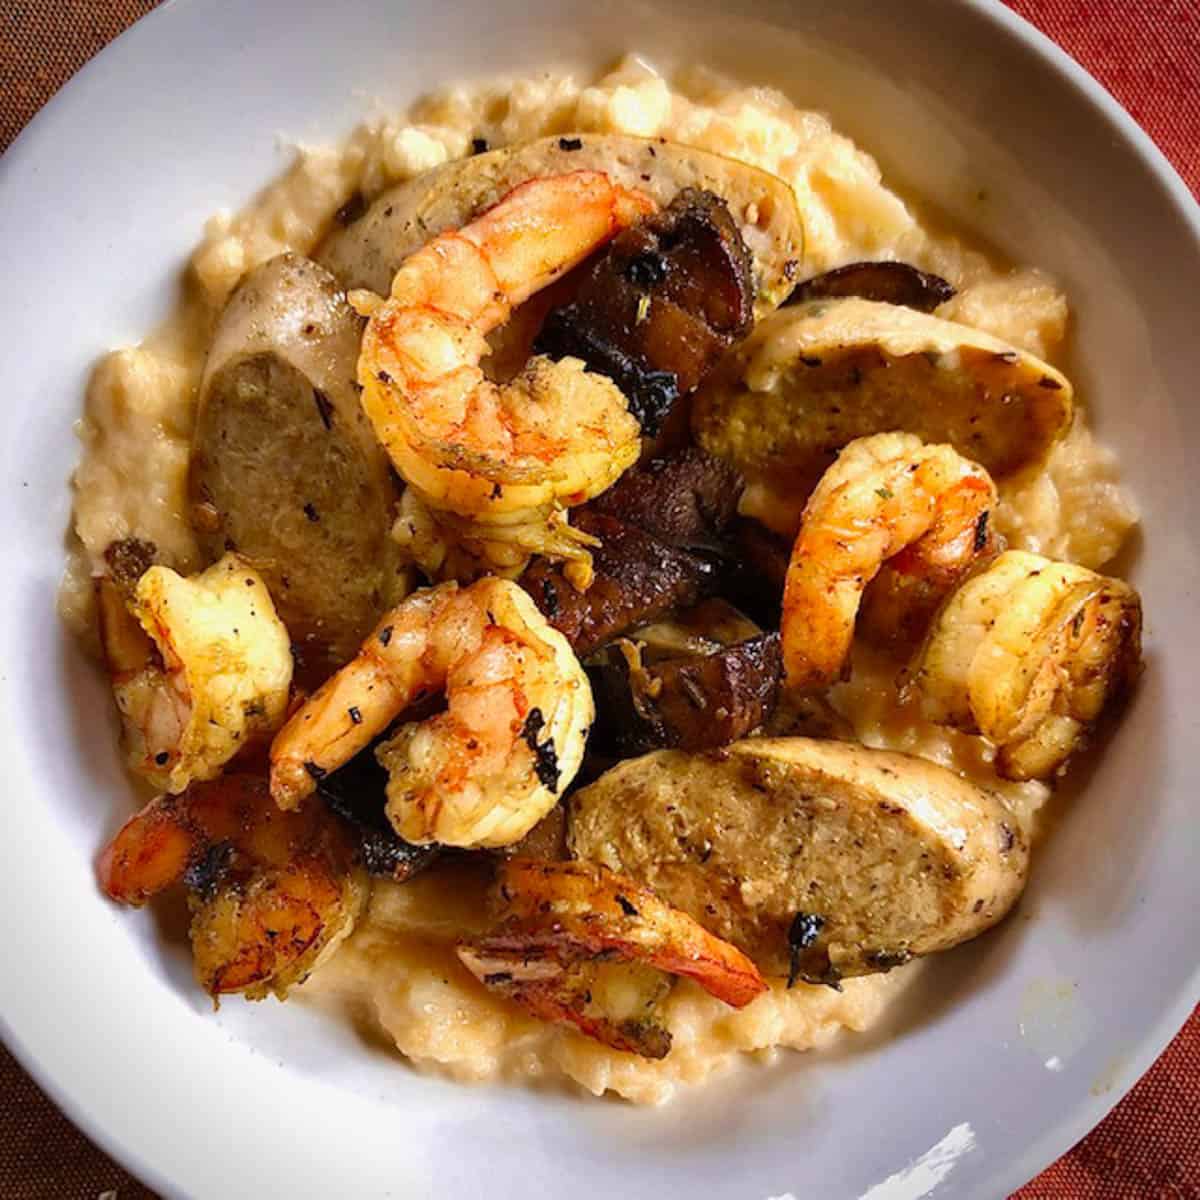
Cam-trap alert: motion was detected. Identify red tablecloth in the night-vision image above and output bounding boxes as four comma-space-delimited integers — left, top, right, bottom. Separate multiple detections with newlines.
1, 2, 1197, 1197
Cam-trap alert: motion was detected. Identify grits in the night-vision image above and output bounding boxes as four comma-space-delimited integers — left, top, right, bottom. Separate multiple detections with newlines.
66, 56, 1136, 1103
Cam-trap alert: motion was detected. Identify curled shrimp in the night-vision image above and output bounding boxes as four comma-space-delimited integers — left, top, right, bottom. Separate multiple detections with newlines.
97, 552, 293, 793
357, 171, 652, 541
781, 432, 999, 690
908, 550, 1143, 779
457, 859, 767, 1059
98, 774, 367, 999
269, 578, 593, 849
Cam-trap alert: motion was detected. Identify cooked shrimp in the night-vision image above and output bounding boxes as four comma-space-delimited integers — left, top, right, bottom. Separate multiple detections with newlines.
392, 486, 599, 587
357, 172, 651, 535
97, 553, 293, 793
457, 859, 767, 1058
269, 578, 593, 849
781, 432, 999, 690
908, 549, 1142, 779
859, 466, 1002, 645
98, 774, 367, 999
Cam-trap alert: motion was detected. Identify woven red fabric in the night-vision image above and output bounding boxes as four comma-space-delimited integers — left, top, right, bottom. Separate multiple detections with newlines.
0, 3, 1196, 1198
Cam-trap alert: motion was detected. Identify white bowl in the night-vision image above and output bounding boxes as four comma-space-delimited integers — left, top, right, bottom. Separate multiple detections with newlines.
1, 1, 1197, 1196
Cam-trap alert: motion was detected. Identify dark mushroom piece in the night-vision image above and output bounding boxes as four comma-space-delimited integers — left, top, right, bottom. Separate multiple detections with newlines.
590, 446, 742, 553
786, 261, 955, 312
535, 189, 755, 437
315, 747, 441, 883
519, 447, 746, 654
588, 630, 782, 755
520, 510, 721, 657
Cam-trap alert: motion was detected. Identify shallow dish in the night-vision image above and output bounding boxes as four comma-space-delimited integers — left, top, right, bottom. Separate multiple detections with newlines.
1, 0, 1198, 1196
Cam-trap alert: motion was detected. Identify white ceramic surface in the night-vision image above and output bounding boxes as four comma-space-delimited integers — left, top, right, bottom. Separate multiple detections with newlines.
1, 1, 1197, 1197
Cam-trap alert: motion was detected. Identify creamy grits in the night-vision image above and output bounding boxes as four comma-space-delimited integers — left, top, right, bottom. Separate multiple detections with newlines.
66, 55, 1137, 1103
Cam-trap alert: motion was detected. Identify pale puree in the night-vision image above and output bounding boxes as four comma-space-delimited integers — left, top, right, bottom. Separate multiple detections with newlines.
65, 57, 1137, 1103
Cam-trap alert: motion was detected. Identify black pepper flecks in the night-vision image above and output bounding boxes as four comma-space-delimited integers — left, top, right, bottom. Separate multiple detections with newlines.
334, 191, 367, 227
521, 707, 561, 792
303, 502, 319, 523
558, 136, 583, 151
786, 911, 826, 989
973, 509, 990, 552
614, 893, 640, 918
348, 706, 363, 725
378, 625, 393, 647
471, 137, 489, 154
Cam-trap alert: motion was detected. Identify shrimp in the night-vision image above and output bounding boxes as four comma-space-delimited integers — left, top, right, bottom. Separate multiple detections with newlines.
392, 486, 599, 588
457, 859, 767, 1059
98, 774, 367, 999
907, 550, 1142, 780
781, 432, 999, 690
357, 172, 652, 541
269, 578, 593, 849
97, 552, 293, 793
859, 464, 1002, 645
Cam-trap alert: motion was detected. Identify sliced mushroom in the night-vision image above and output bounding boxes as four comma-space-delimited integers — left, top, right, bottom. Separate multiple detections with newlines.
315, 746, 442, 883
568, 738, 1029, 983
786, 261, 955, 312
190, 253, 402, 677
519, 510, 721, 656
589, 446, 743, 552
693, 298, 1074, 536
534, 189, 755, 436
587, 600, 781, 755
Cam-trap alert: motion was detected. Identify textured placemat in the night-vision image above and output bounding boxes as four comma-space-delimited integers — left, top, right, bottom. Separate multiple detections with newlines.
1, 3, 1196, 1198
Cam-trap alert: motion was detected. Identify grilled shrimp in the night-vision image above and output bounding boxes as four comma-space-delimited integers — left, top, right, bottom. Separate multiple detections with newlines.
270, 578, 593, 849
97, 553, 293, 793
357, 172, 651, 548
98, 774, 367, 999
457, 859, 767, 1059
781, 432, 999, 690
907, 550, 1142, 779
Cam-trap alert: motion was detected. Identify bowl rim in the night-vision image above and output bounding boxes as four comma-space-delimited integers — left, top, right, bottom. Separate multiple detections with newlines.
2, 1, 1198, 1197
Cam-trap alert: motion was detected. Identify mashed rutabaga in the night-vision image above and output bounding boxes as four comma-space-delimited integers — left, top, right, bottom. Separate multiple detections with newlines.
65, 56, 1136, 1103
